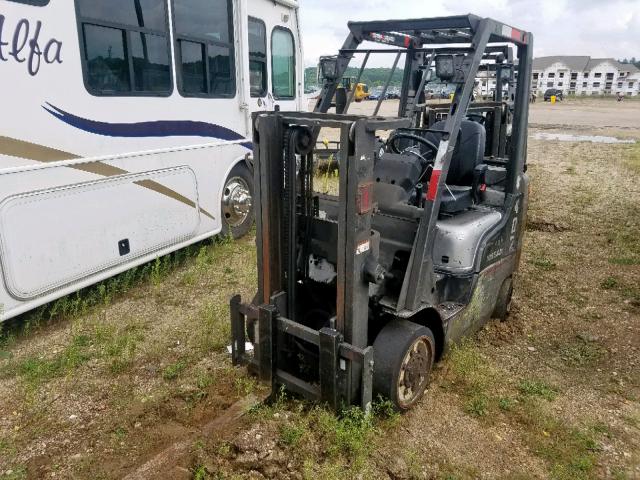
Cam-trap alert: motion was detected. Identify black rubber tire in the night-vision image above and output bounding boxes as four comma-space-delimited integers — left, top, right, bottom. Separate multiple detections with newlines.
221, 163, 254, 239
493, 277, 514, 321
373, 320, 436, 411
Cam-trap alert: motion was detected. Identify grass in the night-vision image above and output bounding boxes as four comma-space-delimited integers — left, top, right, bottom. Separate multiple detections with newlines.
623, 143, 640, 173
162, 360, 187, 381
245, 392, 398, 477
518, 379, 558, 401
530, 257, 557, 271
444, 339, 497, 418
601, 276, 619, 290
0, 240, 218, 349
559, 338, 605, 367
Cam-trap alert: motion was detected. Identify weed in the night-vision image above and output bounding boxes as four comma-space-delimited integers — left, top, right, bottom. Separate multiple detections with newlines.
498, 396, 516, 411
192, 465, 209, 480
215, 442, 233, 458
465, 393, 489, 417
2, 466, 27, 480
531, 258, 557, 271
279, 422, 305, 446
518, 379, 558, 401
608, 257, 639, 266
559, 339, 604, 367
601, 276, 619, 290
162, 360, 186, 381
323, 407, 374, 459
233, 376, 256, 396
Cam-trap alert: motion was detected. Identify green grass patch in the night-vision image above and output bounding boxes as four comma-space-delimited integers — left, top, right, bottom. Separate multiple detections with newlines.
279, 422, 305, 446
608, 257, 640, 266
623, 143, 640, 174
531, 258, 557, 271
601, 276, 619, 290
559, 339, 605, 367
162, 360, 187, 381
444, 340, 499, 418
518, 379, 558, 401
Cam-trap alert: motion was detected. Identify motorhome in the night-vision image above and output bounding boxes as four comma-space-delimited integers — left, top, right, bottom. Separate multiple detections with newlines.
0, 0, 304, 321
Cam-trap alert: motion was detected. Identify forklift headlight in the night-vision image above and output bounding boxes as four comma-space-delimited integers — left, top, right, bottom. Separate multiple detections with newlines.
435, 54, 455, 81
319, 56, 338, 81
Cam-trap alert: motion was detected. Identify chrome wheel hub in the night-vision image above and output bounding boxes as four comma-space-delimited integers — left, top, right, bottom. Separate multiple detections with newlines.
222, 176, 252, 227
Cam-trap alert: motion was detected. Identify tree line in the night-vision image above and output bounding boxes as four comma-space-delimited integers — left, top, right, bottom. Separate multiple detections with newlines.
305, 66, 403, 90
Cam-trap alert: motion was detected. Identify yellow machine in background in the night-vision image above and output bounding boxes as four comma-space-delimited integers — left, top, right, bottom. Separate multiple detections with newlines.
340, 77, 369, 102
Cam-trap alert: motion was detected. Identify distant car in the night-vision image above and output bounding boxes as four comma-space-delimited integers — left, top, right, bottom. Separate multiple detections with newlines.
368, 88, 386, 100
543, 88, 564, 101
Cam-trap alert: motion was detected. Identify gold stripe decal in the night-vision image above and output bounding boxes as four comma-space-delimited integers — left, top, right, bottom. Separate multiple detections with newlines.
0, 136, 215, 221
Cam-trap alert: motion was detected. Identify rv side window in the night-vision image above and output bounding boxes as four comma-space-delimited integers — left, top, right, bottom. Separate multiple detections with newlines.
248, 17, 267, 98
271, 27, 296, 99
76, 0, 172, 96
173, 0, 236, 98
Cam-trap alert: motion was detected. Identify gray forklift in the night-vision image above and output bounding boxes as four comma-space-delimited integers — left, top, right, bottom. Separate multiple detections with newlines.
231, 15, 533, 411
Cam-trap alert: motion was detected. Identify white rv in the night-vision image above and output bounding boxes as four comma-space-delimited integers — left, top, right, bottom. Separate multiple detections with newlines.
0, 0, 304, 321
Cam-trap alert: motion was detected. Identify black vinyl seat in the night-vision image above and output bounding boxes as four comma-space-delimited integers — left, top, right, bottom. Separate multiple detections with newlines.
425, 120, 486, 212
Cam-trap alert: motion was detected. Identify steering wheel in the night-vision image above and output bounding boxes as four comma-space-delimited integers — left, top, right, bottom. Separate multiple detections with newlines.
466, 113, 486, 125
387, 131, 439, 158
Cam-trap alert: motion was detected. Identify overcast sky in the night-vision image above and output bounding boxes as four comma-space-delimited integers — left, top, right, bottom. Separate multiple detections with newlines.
298, 0, 640, 66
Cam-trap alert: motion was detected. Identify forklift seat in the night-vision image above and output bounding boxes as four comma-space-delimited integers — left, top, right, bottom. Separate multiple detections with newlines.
426, 120, 486, 213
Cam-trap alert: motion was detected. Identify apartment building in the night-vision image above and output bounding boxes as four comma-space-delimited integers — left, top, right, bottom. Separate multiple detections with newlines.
532, 56, 640, 96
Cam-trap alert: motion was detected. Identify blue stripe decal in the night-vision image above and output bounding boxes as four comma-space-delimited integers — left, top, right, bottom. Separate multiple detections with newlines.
43, 103, 252, 150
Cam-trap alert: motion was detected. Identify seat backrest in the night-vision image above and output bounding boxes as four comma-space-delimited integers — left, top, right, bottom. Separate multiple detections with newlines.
426, 120, 486, 185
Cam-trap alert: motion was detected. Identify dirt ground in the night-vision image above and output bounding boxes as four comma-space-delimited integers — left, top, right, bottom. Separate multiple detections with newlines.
1, 98, 639, 480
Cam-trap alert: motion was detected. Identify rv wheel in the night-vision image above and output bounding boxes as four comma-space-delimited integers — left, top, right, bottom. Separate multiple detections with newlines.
221, 163, 254, 239
493, 277, 514, 321
373, 320, 435, 411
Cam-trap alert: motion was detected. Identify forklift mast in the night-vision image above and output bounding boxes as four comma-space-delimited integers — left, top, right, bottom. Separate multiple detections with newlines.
231, 15, 533, 411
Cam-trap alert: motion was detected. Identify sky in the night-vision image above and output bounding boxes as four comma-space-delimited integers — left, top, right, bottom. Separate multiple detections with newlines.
298, 0, 640, 67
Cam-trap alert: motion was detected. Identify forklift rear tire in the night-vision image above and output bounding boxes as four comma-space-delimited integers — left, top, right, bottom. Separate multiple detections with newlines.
221, 163, 254, 239
493, 277, 513, 321
373, 320, 435, 411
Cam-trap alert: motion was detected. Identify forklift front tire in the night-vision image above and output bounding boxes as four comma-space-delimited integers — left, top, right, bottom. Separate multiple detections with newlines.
493, 277, 514, 321
373, 320, 435, 411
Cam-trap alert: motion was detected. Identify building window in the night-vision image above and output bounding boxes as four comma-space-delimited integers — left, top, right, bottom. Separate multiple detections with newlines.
559, 72, 564, 78
593, 82, 600, 87
548, 72, 555, 78
248, 17, 267, 97
582, 82, 587, 88
533, 73, 539, 80
606, 73, 614, 80
558, 82, 563, 86
630, 82, 635, 88
173, 0, 236, 97
618, 82, 623, 88
547, 82, 554, 87
570, 82, 576, 88
594, 72, 602, 78
271, 27, 296, 99
76, 0, 172, 96
584, 72, 589, 78
571, 73, 577, 80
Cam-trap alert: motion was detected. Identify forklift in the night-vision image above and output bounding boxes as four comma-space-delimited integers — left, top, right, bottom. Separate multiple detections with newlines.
231, 15, 533, 411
